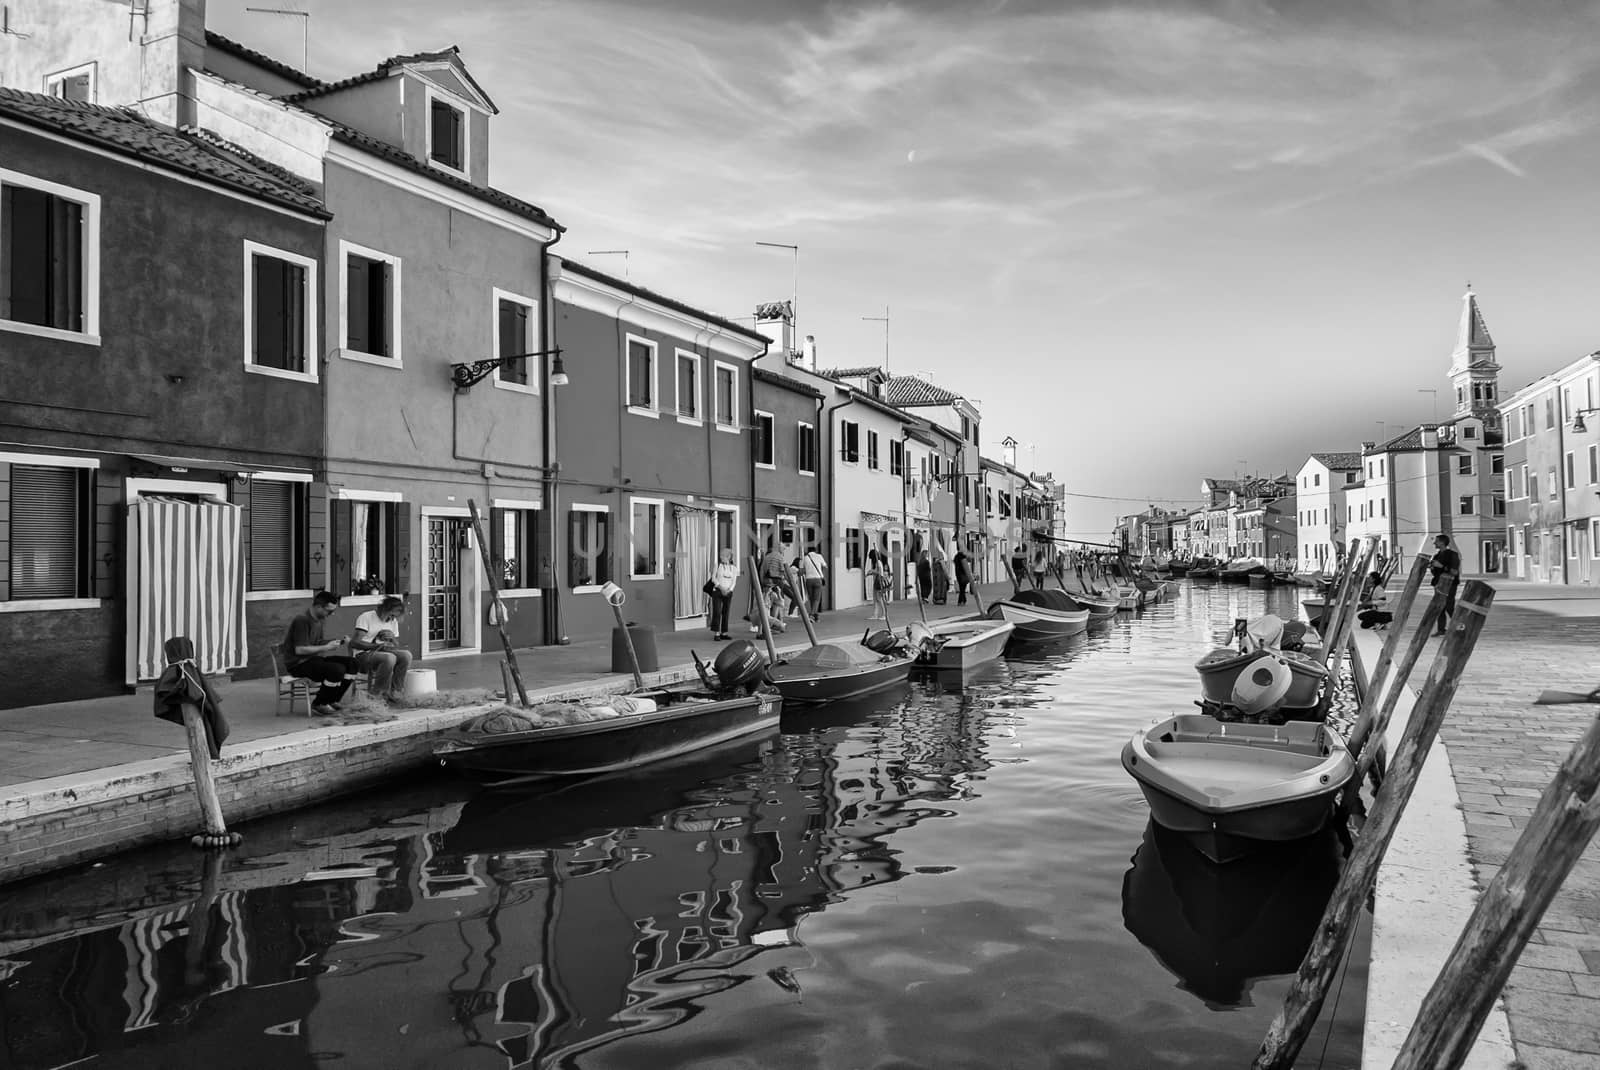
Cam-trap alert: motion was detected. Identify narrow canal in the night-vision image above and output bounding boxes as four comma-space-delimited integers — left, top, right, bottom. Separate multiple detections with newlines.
0, 584, 1366, 1070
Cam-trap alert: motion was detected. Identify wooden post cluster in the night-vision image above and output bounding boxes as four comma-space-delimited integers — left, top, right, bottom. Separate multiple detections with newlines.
1350, 592, 1447, 791
1252, 580, 1496, 1070
1391, 710, 1600, 1070
1320, 538, 1380, 674
468, 499, 530, 708
749, 555, 781, 665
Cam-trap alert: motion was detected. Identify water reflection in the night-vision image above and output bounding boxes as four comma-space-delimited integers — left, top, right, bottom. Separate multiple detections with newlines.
0, 681, 1006, 1069
1121, 820, 1344, 1009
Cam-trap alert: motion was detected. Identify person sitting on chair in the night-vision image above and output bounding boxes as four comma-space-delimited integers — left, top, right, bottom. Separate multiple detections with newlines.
283, 591, 355, 716
352, 595, 412, 703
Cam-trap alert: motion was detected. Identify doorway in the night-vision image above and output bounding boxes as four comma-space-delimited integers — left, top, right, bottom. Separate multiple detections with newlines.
425, 515, 472, 652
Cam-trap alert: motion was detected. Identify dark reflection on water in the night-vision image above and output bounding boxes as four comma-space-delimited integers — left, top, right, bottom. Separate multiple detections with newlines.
0, 585, 1365, 1070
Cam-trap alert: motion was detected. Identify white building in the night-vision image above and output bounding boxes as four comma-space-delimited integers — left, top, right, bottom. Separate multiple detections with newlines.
1295, 453, 1362, 570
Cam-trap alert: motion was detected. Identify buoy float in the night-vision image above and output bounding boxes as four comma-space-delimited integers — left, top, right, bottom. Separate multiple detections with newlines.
190, 831, 244, 849
1231, 654, 1293, 715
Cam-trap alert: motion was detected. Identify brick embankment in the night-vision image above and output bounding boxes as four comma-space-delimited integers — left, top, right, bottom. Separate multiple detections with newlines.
1354, 595, 1600, 1070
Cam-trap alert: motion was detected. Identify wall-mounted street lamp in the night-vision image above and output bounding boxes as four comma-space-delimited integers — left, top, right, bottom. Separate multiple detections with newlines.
451, 348, 566, 391
1572, 408, 1600, 434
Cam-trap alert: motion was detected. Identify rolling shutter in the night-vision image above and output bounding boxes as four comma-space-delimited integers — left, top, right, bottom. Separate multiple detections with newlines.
249, 480, 294, 590
10, 465, 81, 598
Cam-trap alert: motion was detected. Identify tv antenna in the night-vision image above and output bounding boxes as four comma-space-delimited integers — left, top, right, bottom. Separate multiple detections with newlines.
245, 6, 310, 73
2, 6, 32, 38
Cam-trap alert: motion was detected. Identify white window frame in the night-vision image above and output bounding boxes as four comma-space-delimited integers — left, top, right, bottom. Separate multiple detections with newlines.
839, 419, 860, 466
491, 286, 540, 395
423, 83, 470, 179
44, 61, 97, 102
712, 360, 739, 433
713, 503, 740, 563
674, 349, 703, 426
867, 428, 880, 470
797, 421, 816, 478
1591, 517, 1600, 549
1565, 451, 1576, 490
243, 238, 318, 383
0, 452, 102, 612
337, 239, 402, 368
333, 487, 404, 606
491, 497, 543, 596
569, 502, 612, 594
628, 496, 665, 580
1456, 454, 1473, 476
0, 168, 101, 346
624, 333, 658, 417
1590, 444, 1598, 486
1458, 495, 1474, 516
753, 410, 776, 470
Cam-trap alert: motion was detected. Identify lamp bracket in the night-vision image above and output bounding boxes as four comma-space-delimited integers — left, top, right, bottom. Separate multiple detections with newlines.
451, 348, 562, 391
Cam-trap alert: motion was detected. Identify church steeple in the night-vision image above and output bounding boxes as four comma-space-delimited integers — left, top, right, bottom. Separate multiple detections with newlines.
1449, 287, 1500, 423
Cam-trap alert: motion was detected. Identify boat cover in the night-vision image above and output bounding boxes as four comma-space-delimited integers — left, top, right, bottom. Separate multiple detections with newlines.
784, 643, 895, 670
461, 695, 658, 734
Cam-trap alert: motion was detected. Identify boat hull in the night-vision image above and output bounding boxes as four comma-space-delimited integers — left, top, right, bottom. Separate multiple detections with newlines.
1122, 714, 1353, 863
768, 656, 915, 704
917, 619, 1014, 671
990, 600, 1089, 641
435, 690, 781, 786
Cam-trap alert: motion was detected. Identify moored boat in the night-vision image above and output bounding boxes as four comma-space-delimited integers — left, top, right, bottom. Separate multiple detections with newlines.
1220, 560, 1267, 583
987, 589, 1090, 641
1301, 598, 1327, 633
436, 644, 781, 787
1121, 713, 1354, 863
1052, 588, 1119, 618
1167, 560, 1192, 577
766, 635, 916, 704
910, 617, 1015, 671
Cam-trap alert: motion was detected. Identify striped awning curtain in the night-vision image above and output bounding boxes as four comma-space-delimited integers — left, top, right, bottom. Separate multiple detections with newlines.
132, 496, 248, 680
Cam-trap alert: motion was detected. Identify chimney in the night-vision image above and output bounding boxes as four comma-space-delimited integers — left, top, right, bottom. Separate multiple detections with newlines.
754, 301, 794, 356
801, 335, 817, 371
1002, 437, 1017, 467
1421, 427, 1440, 449
1360, 441, 1376, 451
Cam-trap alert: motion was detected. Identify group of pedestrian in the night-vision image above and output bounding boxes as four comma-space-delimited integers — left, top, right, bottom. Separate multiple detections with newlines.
279, 591, 412, 716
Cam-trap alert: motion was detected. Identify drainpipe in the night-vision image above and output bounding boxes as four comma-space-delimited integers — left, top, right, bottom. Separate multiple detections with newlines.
826, 389, 859, 606
1557, 384, 1571, 584
541, 232, 566, 643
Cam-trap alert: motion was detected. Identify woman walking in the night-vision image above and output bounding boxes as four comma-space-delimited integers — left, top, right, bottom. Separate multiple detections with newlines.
708, 549, 739, 640
953, 549, 972, 605
867, 548, 889, 620
916, 550, 934, 604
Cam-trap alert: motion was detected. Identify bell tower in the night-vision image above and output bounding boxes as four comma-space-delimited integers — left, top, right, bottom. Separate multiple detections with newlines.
1449, 287, 1501, 425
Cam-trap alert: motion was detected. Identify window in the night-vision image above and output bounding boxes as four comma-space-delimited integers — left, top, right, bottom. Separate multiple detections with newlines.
713, 362, 737, 430
1379, 459, 1385, 478
1457, 455, 1474, 476
714, 506, 738, 563
1567, 452, 1577, 490
840, 420, 860, 463
1459, 495, 1474, 515
1591, 445, 1598, 485
1, 170, 99, 342
1492, 497, 1505, 517
797, 422, 817, 475
845, 527, 862, 569
5, 464, 92, 600
1463, 425, 1477, 440
1345, 472, 1357, 485
568, 507, 611, 588
890, 440, 904, 476
247, 479, 308, 591
1491, 454, 1504, 475
491, 505, 539, 590
1546, 397, 1556, 429
753, 411, 775, 468
428, 96, 466, 173
675, 351, 701, 422
45, 63, 95, 102
1592, 518, 1600, 549
626, 335, 657, 413
244, 240, 316, 380
1549, 468, 1558, 501
867, 429, 880, 470
1504, 470, 1514, 501
630, 498, 663, 579
1528, 468, 1537, 501
493, 289, 538, 391
348, 501, 397, 595
1314, 473, 1321, 486
340, 242, 400, 364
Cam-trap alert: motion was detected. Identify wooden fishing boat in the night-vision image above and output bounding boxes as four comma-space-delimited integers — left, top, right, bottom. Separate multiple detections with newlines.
1166, 560, 1192, 577
1188, 565, 1219, 580
911, 618, 1015, 671
766, 638, 916, 704
1121, 713, 1354, 863
1247, 571, 1274, 588
1053, 588, 1119, 618
1220, 560, 1266, 583
986, 589, 1090, 641
436, 686, 780, 787
1301, 598, 1328, 633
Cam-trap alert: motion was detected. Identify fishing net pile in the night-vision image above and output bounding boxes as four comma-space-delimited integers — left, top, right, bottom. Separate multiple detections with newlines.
460, 693, 658, 734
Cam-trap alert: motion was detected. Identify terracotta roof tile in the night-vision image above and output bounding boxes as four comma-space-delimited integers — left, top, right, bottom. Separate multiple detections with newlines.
1311, 451, 1364, 471
278, 45, 498, 112
885, 375, 961, 407
0, 88, 329, 217
818, 366, 883, 380
753, 367, 823, 398
205, 30, 323, 89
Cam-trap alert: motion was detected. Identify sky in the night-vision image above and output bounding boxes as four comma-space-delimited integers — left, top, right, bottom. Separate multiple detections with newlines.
209, 0, 1600, 540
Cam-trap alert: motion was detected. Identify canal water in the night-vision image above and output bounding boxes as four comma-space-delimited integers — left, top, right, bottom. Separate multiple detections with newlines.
0, 583, 1367, 1070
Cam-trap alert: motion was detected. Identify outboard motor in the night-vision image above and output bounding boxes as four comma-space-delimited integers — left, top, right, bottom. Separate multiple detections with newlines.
713, 640, 768, 693
862, 629, 901, 655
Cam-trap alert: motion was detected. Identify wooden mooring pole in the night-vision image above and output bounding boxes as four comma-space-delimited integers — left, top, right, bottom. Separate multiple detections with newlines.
1349, 590, 1447, 792
468, 499, 530, 708
749, 555, 781, 665
1252, 580, 1496, 1070
181, 702, 240, 849
1390, 710, 1600, 1070
1340, 553, 1432, 764
786, 565, 820, 647
1320, 538, 1379, 672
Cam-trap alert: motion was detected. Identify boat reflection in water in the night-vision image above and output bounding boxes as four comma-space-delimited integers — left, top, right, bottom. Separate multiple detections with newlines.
0, 685, 1001, 1069
1120, 820, 1344, 1009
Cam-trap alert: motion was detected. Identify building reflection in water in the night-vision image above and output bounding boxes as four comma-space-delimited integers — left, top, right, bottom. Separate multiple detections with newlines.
0, 679, 1008, 1070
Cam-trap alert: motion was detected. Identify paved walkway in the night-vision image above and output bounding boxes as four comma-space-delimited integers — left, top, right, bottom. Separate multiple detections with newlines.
1367, 577, 1600, 1070
0, 583, 1022, 790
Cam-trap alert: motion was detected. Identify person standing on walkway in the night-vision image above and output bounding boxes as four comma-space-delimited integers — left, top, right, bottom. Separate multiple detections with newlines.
1429, 534, 1461, 636
352, 595, 412, 703
916, 550, 934, 603
931, 551, 950, 605
866, 548, 889, 620
284, 591, 356, 716
953, 549, 972, 605
709, 549, 739, 640
801, 545, 827, 620
1009, 544, 1028, 594
1031, 548, 1048, 591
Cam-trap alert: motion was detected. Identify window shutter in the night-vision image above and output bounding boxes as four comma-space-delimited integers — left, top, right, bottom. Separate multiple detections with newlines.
253, 255, 285, 368
249, 480, 294, 590
449, 107, 463, 168
331, 497, 353, 595
391, 502, 411, 594
49, 195, 83, 332
431, 101, 450, 163
284, 261, 306, 371
370, 261, 389, 357
347, 257, 370, 354
10, 465, 80, 598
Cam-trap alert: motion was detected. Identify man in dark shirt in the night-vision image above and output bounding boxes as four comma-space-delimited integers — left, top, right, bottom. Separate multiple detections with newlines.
284, 591, 357, 715
1428, 534, 1462, 636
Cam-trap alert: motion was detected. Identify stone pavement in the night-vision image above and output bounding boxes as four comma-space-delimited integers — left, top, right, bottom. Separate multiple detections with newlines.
0, 582, 1020, 790
1369, 579, 1600, 1070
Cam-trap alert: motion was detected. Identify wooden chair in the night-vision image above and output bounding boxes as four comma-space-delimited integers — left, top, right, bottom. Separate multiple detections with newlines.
270, 646, 314, 718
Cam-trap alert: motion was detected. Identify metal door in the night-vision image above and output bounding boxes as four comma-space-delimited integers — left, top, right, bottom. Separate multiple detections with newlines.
428, 518, 464, 649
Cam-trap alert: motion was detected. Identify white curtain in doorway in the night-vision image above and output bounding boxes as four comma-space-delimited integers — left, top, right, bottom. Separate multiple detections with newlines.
673, 505, 714, 619
131, 495, 248, 680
